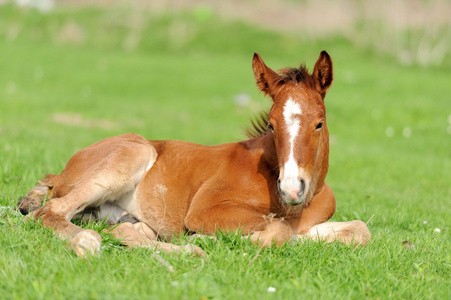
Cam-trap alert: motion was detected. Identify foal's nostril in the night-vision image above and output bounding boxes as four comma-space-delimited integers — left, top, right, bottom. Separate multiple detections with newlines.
277, 179, 286, 196
297, 179, 306, 197
300, 179, 305, 190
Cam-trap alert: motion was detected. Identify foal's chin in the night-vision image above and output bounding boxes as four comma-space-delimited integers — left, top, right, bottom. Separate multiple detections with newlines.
281, 195, 306, 207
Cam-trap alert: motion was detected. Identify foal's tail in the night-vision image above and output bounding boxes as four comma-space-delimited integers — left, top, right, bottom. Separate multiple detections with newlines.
17, 174, 57, 215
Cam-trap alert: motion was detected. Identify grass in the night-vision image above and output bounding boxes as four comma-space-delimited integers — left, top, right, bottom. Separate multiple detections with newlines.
1, 4, 450, 299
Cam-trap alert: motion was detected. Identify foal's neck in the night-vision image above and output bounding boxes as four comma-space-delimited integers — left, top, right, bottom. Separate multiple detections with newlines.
242, 133, 279, 171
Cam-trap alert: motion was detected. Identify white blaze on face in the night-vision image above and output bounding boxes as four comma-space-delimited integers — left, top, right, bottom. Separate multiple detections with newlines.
280, 98, 302, 199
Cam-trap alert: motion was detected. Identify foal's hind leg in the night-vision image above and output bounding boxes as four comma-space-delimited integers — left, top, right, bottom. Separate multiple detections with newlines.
32, 171, 149, 255
29, 138, 157, 257
107, 222, 206, 257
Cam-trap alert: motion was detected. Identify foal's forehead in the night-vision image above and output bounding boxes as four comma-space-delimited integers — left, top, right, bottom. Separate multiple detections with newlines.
272, 84, 324, 117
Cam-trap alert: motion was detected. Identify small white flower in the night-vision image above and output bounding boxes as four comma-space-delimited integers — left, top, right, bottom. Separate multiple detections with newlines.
155, 251, 160, 254
267, 287, 276, 293
385, 126, 394, 138
170, 281, 179, 286
402, 127, 412, 138
243, 253, 248, 257
234, 93, 251, 107
434, 228, 441, 233
423, 221, 428, 224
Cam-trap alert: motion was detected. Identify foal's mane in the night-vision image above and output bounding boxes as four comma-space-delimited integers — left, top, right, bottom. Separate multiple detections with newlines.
278, 64, 314, 88
245, 64, 313, 139
244, 112, 270, 139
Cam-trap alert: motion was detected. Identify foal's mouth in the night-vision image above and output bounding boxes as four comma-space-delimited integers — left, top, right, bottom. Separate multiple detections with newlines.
285, 200, 304, 207
281, 198, 305, 206
278, 190, 307, 206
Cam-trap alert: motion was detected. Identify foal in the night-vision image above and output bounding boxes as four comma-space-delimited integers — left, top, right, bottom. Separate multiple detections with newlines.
18, 51, 371, 257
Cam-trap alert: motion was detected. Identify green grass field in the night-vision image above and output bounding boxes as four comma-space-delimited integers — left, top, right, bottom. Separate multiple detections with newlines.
1, 4, 450, 299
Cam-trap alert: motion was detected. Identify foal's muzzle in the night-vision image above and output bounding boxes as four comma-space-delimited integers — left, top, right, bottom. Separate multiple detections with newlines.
277, 178, 307, 205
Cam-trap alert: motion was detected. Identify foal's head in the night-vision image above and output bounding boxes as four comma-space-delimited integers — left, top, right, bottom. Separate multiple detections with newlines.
252, 51, 333, 206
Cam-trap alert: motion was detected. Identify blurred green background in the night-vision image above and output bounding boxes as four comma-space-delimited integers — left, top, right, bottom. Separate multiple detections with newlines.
0, 0, 450, 299
1, 0, 449, 207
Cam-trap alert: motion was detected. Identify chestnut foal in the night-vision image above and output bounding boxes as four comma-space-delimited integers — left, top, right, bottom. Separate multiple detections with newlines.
18, 51, 370, 257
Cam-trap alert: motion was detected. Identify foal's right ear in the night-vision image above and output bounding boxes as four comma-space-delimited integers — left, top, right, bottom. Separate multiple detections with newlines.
252, 53, 282, 99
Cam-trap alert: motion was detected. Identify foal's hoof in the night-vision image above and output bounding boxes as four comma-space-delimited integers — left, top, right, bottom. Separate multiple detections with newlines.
183, 244, 207, 258
17, 197, 40, 215
349, 220, 371, 246
69, 229, 102, 258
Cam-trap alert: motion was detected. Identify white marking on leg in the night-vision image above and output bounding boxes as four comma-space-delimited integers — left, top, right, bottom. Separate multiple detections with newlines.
281, 98, 302, 198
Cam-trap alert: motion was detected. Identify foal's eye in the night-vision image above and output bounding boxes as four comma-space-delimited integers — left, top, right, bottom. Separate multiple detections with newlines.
315, 122, 323, 130
268, 124, 274, 132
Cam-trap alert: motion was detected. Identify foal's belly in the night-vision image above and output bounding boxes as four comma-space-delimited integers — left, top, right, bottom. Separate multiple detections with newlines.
132, 159, 202, 239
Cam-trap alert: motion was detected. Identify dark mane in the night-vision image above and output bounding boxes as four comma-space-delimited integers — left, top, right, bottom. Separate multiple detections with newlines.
245, 65, 314, 139
244, 112, 269, 138
278, 64, 314, 87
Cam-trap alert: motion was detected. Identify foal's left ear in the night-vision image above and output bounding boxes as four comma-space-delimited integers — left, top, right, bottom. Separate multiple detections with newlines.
313, 51, 333, 100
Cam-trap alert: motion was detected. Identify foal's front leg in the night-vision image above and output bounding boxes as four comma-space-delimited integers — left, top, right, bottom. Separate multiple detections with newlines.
294, 220, 371, 246
289, 183, 371, 245
185, 199, 294, 247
